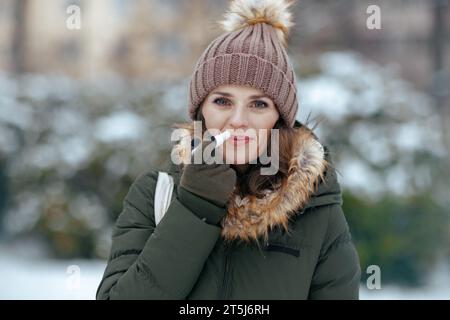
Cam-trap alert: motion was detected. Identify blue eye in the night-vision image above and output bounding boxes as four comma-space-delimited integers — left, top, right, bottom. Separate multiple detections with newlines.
253, 100, 268, 109
213, 97, 230, 106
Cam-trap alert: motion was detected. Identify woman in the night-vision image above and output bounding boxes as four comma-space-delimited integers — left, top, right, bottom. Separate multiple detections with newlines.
96, 0, 361, 300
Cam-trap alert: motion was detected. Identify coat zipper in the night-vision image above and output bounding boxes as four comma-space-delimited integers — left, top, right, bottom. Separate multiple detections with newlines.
219, 242, 232, 299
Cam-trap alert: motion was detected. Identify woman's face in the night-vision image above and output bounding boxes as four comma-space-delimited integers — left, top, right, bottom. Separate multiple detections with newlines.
201, 84, 280, 165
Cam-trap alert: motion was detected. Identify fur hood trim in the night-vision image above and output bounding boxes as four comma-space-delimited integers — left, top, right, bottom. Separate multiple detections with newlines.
171, 123, 330, 244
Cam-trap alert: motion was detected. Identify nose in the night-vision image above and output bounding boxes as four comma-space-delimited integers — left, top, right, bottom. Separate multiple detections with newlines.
226, 105, 249, 130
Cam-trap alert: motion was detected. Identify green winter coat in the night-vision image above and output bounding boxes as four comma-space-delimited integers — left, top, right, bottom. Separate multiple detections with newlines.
96, 120, 361, 300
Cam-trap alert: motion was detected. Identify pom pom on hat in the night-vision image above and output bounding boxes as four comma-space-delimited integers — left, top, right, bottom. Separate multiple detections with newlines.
220, 0, 296, 47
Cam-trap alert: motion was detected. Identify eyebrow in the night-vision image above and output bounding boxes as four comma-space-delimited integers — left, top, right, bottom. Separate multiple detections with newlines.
211, 91, 269, 100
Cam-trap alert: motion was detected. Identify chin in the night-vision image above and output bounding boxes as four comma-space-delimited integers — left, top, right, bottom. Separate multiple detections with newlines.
223, 143, 258, 163
224, 153, 258, 165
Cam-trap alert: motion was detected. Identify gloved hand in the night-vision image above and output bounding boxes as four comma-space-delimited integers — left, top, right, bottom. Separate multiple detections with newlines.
177, 137, 237, 225
180, 137, 237, 207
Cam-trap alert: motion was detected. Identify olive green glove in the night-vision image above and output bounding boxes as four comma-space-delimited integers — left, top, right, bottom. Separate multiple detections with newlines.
177, 138, 237, 225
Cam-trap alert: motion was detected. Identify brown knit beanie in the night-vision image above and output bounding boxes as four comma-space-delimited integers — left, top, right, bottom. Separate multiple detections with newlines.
188, 0, 299, 128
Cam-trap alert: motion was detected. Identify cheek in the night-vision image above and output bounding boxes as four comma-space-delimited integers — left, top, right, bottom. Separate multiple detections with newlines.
201, 103, 224, 129
257, 130, 269, 152
259, 105, 279, 122
257, 112, 279, 152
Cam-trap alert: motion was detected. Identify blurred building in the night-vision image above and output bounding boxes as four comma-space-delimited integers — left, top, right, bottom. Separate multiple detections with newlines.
0, 0, 221, 79
0, 0, 448, 99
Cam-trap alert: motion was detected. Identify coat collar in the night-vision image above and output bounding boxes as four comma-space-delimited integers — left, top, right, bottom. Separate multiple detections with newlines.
168, 120, 341, 244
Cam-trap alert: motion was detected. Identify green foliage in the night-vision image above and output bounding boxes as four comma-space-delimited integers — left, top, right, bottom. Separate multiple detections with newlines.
344, 190, 449, 287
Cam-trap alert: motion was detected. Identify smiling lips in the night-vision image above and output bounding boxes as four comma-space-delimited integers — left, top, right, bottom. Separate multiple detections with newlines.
230, 135, 252, 145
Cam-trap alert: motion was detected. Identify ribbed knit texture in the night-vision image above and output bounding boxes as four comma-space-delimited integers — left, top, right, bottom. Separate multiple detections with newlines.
188, 22, 298, 128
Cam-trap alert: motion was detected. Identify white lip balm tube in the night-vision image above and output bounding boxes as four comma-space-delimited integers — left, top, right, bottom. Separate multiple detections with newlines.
211, 130, 232, 146
191, 130, 232, 156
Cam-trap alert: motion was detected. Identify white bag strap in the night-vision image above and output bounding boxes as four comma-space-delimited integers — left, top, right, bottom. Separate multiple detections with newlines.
154, 171, 174, 226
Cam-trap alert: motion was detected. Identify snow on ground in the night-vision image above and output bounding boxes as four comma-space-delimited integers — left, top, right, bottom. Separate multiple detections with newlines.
1, 250, 449, 299
0, 253, 106, 300
360, 286, 450, 300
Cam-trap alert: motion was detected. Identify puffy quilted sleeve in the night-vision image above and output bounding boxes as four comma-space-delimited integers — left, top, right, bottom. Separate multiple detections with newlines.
308, 204, 361, 300
96, 170, 225, 299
